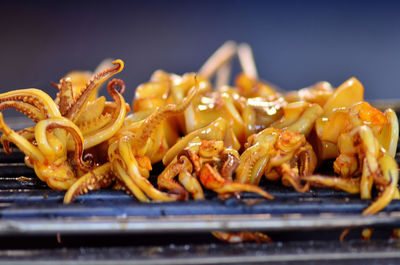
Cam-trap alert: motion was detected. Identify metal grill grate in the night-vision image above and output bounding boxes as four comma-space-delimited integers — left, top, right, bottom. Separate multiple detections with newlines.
0, 120, 400, 264
0, 144, 399, 234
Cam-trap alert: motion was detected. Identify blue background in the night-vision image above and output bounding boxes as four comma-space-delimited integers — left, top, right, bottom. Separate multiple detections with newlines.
1, 0, 399, 108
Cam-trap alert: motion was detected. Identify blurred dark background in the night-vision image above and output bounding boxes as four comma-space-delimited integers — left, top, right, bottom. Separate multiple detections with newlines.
1, 0, 400, 108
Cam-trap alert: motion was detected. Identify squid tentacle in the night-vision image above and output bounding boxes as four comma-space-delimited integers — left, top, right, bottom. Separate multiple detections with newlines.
67, 78, 127, 151
158, 157, 191, 191
363, 153, 398, 215
357, 126, 380, 200
0, 101, 46, 122
200, 164, 274, 200
66, 59, 124, 122
1, 126, 35, 154
0, 113, 44, 162
107, 140, 150, 202
220, 152, 240, 181
112, 158, 149, 202
0, 88, 61, 118
64, 162, 114, 204
212, 231, 272, 243
58, 78, 74, 116
280, 163, 310, 193
178, 169, 204, 200
301, 175, 361, 194
35, 117, 91, 171
236, 145, 269, 185
116, 136, 181, 201
78, 113, 112, 135
134, 77, 200, 156
377, 109, 399, 158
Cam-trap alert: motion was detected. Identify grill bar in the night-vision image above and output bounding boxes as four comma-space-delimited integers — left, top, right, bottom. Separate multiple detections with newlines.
0, 197, 399, 218
0, 240, 400, 265
1, 213, 400, 235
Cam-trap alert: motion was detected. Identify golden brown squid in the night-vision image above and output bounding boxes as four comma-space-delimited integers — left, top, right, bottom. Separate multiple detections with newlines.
64, 76, 201, 203
158, 136, 274, 243
304, 105, 399, 215
0, 41, 398, 245
1, 60, 129, 155
0, 85, 91, 190
236, 128, 318, 193
158, 137, 273, 200
0, 113, 89, 190
52, 59, 130, 151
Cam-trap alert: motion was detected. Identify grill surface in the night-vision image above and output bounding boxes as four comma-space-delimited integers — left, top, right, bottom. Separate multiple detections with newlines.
1, 147, 399, 230
0, 118, 399, 264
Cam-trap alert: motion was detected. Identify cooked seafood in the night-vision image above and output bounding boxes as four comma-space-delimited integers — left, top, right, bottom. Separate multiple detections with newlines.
0, 41, 398, 244
237, 128, 317, 193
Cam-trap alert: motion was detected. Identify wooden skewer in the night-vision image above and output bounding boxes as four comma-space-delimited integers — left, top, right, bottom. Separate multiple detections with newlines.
237, 43, 285, 93
198, 41, 237, 80
215, 61, 233, 91
237, 43, 258, 80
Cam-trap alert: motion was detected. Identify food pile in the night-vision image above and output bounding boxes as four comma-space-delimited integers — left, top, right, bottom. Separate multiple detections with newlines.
0, 42, 398, 242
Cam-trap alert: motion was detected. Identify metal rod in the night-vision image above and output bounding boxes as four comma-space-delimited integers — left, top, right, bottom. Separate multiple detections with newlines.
1, 213, 400, 235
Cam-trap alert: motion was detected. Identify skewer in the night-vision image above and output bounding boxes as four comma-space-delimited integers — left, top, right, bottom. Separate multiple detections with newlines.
237, 43, 258, 80
238, 42, 285, 93
215, 61, 233, 90
199, 41, 237, 80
